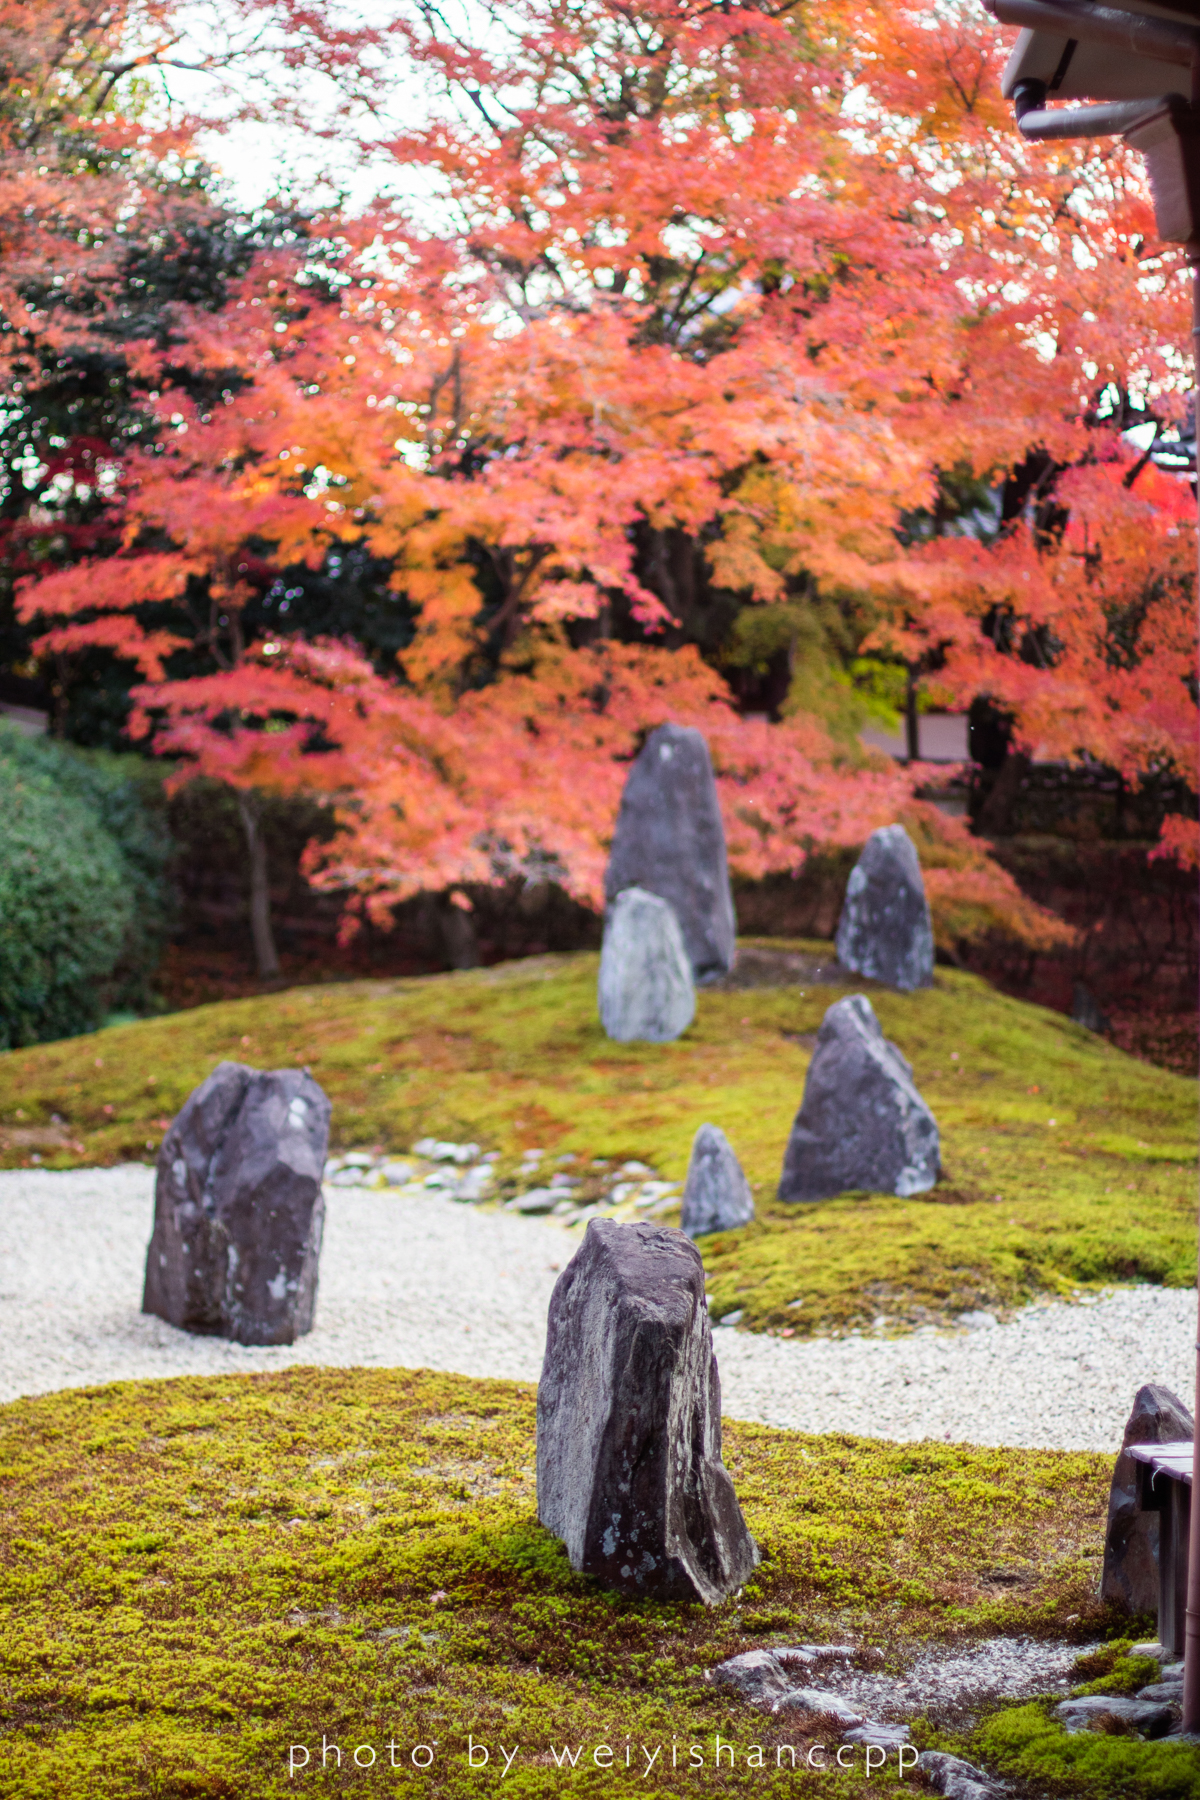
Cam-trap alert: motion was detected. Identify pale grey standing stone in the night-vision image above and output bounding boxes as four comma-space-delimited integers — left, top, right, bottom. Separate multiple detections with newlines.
598, 886, 695, 1043
142, 1060, 331, 1346
836, 824, 934, 991
536, 1218, 759, 1604
680, 1123, 754, 1239
1100, 1382, 1195, 1613
605, 722, 736, 982
778, 995, 939, 1201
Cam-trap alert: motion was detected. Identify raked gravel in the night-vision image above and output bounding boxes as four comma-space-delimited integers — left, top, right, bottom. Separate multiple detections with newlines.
0, 1165, 1193, 1450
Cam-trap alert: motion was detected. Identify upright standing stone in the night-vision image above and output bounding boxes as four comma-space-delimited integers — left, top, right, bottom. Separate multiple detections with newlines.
537, 1218, 759, 1604
680, 1123, 754, 1239
605, 722, 736, 983
142, 1060, 331, 1346
1101, 1383, 1195, 1613
598, 886, 695, 1042
835, 824, 934, 992
778, 994, 939, 1201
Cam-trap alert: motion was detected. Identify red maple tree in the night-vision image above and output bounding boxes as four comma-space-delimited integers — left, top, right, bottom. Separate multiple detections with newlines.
19, 0, 1192, 969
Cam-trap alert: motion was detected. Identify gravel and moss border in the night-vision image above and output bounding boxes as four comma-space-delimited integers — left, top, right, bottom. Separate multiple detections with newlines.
0, 947, 1194, 1337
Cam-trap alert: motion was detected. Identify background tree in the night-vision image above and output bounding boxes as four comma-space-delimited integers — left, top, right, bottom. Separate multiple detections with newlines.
0, 0, 416, 972
11, 0, 1194, 978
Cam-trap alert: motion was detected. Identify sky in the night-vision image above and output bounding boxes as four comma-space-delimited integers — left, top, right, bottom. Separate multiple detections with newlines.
146, 0, 503, 216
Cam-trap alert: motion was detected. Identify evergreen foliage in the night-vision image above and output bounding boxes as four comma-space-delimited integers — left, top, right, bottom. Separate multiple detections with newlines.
0, 724, 172, 1040
0, 752, 131, 1047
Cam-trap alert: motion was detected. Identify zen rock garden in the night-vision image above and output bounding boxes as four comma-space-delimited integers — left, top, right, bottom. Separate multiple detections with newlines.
7, 713, 1191, 1793
6, 0, 1200, 1776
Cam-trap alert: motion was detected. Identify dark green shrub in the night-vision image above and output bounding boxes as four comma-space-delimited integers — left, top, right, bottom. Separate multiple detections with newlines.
0, 725, 173, 1019
0, 746, 140, 1046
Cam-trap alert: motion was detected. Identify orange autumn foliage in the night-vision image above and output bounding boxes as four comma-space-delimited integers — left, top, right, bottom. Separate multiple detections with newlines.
16, 0, 1191, 949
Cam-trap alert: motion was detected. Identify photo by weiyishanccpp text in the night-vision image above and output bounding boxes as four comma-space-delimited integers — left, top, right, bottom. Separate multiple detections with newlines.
285, 1733, 921, 1778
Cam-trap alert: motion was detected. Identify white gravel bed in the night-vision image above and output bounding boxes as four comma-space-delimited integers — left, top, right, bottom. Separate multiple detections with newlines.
713, 1285, 1197, 1450
0, 1166, 562, 1403
0, 1166, 1193, 1452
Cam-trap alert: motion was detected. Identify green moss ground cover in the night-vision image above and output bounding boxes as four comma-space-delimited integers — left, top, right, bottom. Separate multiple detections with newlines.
5, 1366, 1186, 1800
0, 944, 1194, 1336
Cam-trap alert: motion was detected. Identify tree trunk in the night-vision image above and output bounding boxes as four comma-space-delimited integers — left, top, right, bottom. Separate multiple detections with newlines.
905, 664, 920, 763
236, 790, 280, 979
439, 894, 480, 969
974, 751, 1031, 839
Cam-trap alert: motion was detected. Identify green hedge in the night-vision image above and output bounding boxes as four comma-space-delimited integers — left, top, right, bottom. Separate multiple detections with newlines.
0, 727, 172, 1047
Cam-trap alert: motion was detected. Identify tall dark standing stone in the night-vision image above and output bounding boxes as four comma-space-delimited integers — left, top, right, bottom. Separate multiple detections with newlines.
1101, 1383, 1195, 1612
143, 1060, 331, 1346
605, 723, 736, 983
835, 824, 934, 992
778, 994, 939, 1202
537, 1218, 759, 1604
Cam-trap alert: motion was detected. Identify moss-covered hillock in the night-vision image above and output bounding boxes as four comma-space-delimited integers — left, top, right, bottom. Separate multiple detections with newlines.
0, 1366, 1160, 1800
0, 945, 1193, 1336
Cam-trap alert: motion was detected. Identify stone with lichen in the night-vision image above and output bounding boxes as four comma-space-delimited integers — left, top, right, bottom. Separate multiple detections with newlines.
142, 1060, 330, 1346
536, 1217, 758, 1603
778, 994, 939, 1202
836, 824, 934, 992
604, 722, 736, 983
680, 1123, 754, 1239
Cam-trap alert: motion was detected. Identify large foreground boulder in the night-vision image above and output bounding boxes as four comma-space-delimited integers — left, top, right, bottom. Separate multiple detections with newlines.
598, 886, 695, 1042
143, 1060, 331, 1346
605, 723, 736, 983
1100, 1382, 1195, 1613
680, 1123, 754, 1239
836, 824, 934, 992
537, 1218, 759, 1603
778, 995, 939, 1201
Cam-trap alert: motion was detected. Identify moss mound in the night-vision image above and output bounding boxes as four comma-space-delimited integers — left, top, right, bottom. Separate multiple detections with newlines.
0, 945, 1194, 1336
0, 1366, 1146, 1799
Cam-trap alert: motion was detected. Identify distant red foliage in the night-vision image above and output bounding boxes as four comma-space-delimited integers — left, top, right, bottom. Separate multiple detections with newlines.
11, 0, 1193, 953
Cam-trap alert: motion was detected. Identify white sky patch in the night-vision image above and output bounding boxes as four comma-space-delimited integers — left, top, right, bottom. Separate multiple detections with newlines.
130, 0, 505, 215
